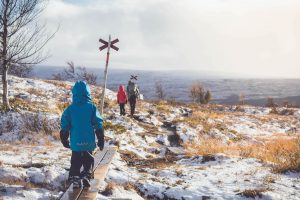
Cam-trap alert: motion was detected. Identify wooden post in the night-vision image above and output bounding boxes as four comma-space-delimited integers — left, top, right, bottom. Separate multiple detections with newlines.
99, 35, 111, 115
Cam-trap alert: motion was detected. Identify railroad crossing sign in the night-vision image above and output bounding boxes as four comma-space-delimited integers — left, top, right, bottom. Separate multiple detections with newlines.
130, 75, 138, 80
99, 38, 119, 51
99, 35, 119, 115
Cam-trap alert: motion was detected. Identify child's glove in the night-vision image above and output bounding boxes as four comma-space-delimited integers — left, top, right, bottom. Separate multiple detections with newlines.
95, 128, 104, 151
60, 130, 70, 149
97, 140, 104, 151
62, 140, 70, 148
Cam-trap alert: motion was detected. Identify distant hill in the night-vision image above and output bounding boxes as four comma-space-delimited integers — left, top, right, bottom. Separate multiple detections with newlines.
31, 65, 300, 107
214, 94, 300, 107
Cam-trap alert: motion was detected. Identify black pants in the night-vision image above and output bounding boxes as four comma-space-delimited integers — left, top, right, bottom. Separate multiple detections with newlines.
69, 151, 94, 178
119, 103, 126, 115
129, 95, 137, 115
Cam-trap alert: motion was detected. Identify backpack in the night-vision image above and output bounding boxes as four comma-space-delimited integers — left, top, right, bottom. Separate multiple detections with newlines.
127, 82, 139, 97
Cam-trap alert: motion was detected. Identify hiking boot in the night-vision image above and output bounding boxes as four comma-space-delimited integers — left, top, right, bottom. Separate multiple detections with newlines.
71, 176, 82, 189
81, 172, 92, 188
82, 176, 91, 188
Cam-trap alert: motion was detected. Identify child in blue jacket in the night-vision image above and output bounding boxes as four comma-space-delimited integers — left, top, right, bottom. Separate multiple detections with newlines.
60, 81, 104, 188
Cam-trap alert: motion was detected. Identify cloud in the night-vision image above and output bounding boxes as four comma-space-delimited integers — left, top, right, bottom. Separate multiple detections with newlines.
41, 0, 300, 78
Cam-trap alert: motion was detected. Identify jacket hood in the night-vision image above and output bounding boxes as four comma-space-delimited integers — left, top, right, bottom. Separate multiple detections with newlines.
119, 85, 125, 92
72, 81, 92, 104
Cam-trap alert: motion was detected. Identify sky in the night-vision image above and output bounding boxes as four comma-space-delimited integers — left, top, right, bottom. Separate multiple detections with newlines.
41, 0, 300, 78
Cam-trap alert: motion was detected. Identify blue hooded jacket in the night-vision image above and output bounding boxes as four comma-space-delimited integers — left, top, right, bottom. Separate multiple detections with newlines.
60, 81, 103, 151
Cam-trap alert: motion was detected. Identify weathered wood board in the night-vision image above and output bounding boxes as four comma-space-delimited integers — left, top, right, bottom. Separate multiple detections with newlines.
78, 147, 116, 200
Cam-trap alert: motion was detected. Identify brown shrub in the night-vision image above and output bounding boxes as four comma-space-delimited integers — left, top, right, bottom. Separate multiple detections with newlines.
22, 112, 60, 136
0, 115, 16, 134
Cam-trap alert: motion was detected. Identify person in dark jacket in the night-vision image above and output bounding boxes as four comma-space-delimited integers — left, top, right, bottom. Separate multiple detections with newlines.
60, 81, 104, 188
127, 80, 139, 116
117, 85, 127, 115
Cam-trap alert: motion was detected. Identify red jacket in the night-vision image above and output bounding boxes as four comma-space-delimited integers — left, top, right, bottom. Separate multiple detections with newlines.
117, 85, 127, 104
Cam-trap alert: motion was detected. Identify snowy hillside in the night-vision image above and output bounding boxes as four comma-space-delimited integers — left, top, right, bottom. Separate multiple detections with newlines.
0, 76, 300, 200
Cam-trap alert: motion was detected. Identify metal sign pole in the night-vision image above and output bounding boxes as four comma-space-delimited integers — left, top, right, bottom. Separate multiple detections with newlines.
99, 35, 119, 115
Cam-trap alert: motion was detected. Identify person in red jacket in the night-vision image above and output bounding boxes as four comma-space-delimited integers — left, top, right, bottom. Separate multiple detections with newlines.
117, 85, 128, 115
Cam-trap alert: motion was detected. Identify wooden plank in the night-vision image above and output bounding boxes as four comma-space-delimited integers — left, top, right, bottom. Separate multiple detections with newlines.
60, 186, 82, 200
93, 148, 110, 169
167, 147, 185, 155
59, 148, 109, 200
78, 147, 116, 200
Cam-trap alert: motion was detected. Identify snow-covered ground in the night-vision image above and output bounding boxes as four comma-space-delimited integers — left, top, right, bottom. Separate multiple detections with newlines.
0, 76, 300, 200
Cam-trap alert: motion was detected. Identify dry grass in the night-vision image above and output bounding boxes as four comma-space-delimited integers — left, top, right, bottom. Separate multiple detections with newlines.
263, 175, 276, 184
0, 177, 52, 190
120, 150, 178, 169
185, 137, 300, 173
103, 121, 127, 134
12, 162, 46, 169
101, 182, 115, 196
185, 138, 228, 156
43, 80, 70, 89
102, 97, 117, 110
174, 110, 207, 128
237, 188, 271, 198
27, 88, 45, 97
155, 101, 171, 113
56, 102, 70, 114
9, 97, 53, 113
174, 110, 226, 132
123, 182, 137, 191
241, 138, 300, 173
10, 97, 32, 111
51, 131, 60, 140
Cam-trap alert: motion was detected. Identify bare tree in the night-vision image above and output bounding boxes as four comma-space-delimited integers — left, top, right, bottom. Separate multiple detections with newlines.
52, 72, 64, 81
204, 90, 212, 104
64, 61, 76, 80
189, 81, 212, 104
52, 62, 75, 81
8, 63, 33, 77
155, 81, 165, 100
0, 0, 56, 109
190, 81, 205, 104
266, 97, 277, 107
52, 61, 98, 85
238, 94, 245, 105
76, 67, 97, 85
